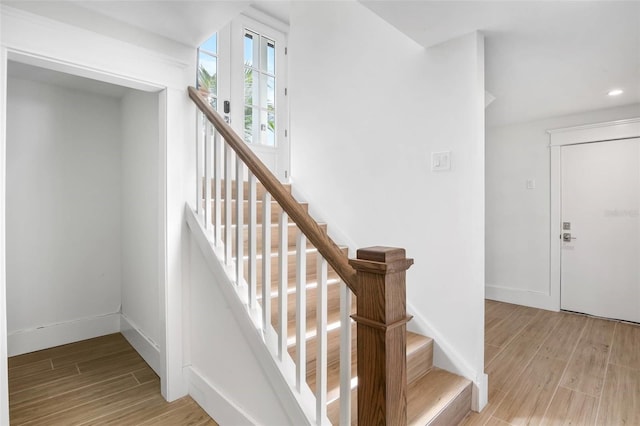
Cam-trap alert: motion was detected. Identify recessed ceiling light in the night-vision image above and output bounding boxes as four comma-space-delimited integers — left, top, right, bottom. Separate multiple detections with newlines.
608, 89, 624, 96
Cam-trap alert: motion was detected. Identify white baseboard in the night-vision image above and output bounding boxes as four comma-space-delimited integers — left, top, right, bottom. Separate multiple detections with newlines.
485, 284, 559, 312
185, 366, 258, 426
7, 312, 121, 356
120, 314, 161, 375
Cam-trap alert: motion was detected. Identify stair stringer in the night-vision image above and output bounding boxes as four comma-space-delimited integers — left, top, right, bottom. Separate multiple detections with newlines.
185, 205, 330, 425
406, 302, 488, 412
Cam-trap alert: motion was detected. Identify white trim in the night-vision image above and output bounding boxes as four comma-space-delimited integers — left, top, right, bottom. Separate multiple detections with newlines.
185, 366, 259, 426
0, 44, 10, 426
6, 49, 162, 93
548, 118, 640, 313
7, 313, 121, 357
406, 302, 488, 412
120, 314, 161, 376
547, 117, 640, 146
485, 284, 558, 312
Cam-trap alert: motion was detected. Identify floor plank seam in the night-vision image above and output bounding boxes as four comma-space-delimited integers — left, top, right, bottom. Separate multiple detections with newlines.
75, 393, 160, 426
608, 361, 640, 372
538, 315, 588, 423
16, 381, 149, 425
593, 321, 617, 424
482, 392, 508, 426
9, 370, 137, 405
131, 371, 142, 386
492, 311, 568, 423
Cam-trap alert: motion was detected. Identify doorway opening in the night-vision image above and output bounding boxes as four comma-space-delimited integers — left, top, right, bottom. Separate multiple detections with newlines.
5, 60, 165, 377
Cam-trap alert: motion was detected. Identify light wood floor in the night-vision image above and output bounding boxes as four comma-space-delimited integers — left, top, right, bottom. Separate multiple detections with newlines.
462, 300, 640, 426
8, 333, 218, 425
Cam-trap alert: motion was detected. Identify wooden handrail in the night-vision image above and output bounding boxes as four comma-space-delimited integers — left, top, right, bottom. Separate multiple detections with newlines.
188, 86, 358, 293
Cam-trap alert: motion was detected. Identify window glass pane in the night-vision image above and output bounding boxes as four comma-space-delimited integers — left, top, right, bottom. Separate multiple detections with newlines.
266, 75, 275, 111
266, 111, 276, 147
260, 37, 275, 73
252, 107, 261, 144
244, 33, 253, 66
244, 67, 259, 106
259, 74, 275, 110
201, 33, 217, 55
266, 41, 275, 75
243, 29, 278, 147
198, 52, 217, 95
244, 106, 253, 144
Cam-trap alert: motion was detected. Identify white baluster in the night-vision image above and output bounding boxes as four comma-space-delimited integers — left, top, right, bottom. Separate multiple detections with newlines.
316, 255, 328, 424
213, 130, 222, 245
204, 122, 212, 232
224, 144, 233, 265
262, 193, 272, 334
236, 159, 244, 284
340, 283, 352, 426
248, 173, 257, 308
278, 211, 288, 360
196, 112, 204, 217
296, 232, 307, 392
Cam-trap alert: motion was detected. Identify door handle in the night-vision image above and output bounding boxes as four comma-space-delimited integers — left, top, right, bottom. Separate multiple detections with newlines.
562, 233, 576, 242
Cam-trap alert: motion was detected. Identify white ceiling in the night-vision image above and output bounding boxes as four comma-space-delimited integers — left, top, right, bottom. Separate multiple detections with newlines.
361, 1, 640, 127
6, 1, 639, 127
72, 1, 251, 47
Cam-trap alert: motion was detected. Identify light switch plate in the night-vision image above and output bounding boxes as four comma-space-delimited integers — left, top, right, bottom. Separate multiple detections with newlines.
431, 151, 451, 171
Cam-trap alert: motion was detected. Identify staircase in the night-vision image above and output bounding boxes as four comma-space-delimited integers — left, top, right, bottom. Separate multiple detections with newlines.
188, 86, 472, 425
215, 179, 472, 425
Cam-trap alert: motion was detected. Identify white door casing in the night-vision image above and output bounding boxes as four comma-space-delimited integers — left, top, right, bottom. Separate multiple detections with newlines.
549, 118, 640, 314
560, 138, 640, 322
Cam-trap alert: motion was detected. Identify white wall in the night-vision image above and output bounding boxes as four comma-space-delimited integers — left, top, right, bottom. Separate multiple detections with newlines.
1, 5, 196, 410
186, 236, 305, 425
486, 103, 640, 309
6, 76, 122, 355
120, 89, 161, 372
288, 1, 486, 404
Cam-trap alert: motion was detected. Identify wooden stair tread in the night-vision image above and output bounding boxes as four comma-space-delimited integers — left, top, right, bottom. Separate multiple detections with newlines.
407, 368, 472, 426
326, 367, 471, 425
304, 330, 433, 404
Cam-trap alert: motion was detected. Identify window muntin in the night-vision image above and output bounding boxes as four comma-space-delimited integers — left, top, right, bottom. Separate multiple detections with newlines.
243, 30, 276, 147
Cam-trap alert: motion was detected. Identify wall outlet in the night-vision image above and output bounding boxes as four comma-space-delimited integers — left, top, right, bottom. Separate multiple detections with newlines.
431, 151, 451, 171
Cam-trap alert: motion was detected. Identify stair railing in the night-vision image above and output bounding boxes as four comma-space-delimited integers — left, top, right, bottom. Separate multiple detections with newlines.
188, 86, 413, 425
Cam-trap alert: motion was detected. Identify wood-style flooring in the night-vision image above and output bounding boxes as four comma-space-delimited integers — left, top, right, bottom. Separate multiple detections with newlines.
8, 333, 218, 425
462, 300, 640, 426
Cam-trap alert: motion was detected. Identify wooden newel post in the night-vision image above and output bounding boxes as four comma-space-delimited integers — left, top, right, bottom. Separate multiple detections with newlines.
349, 246, 414, 425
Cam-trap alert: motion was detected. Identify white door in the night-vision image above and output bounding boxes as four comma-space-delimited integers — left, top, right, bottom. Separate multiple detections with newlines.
561, 138, 640, 322
198, 17, 289, 182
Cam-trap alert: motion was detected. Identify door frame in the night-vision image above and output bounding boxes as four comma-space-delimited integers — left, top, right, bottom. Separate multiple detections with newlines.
0, 49, 171, 424
229, 14, 289, 181
548, 117, 640, 312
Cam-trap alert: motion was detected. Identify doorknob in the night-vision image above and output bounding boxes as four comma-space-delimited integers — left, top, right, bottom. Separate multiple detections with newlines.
562, 233, 576, 242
